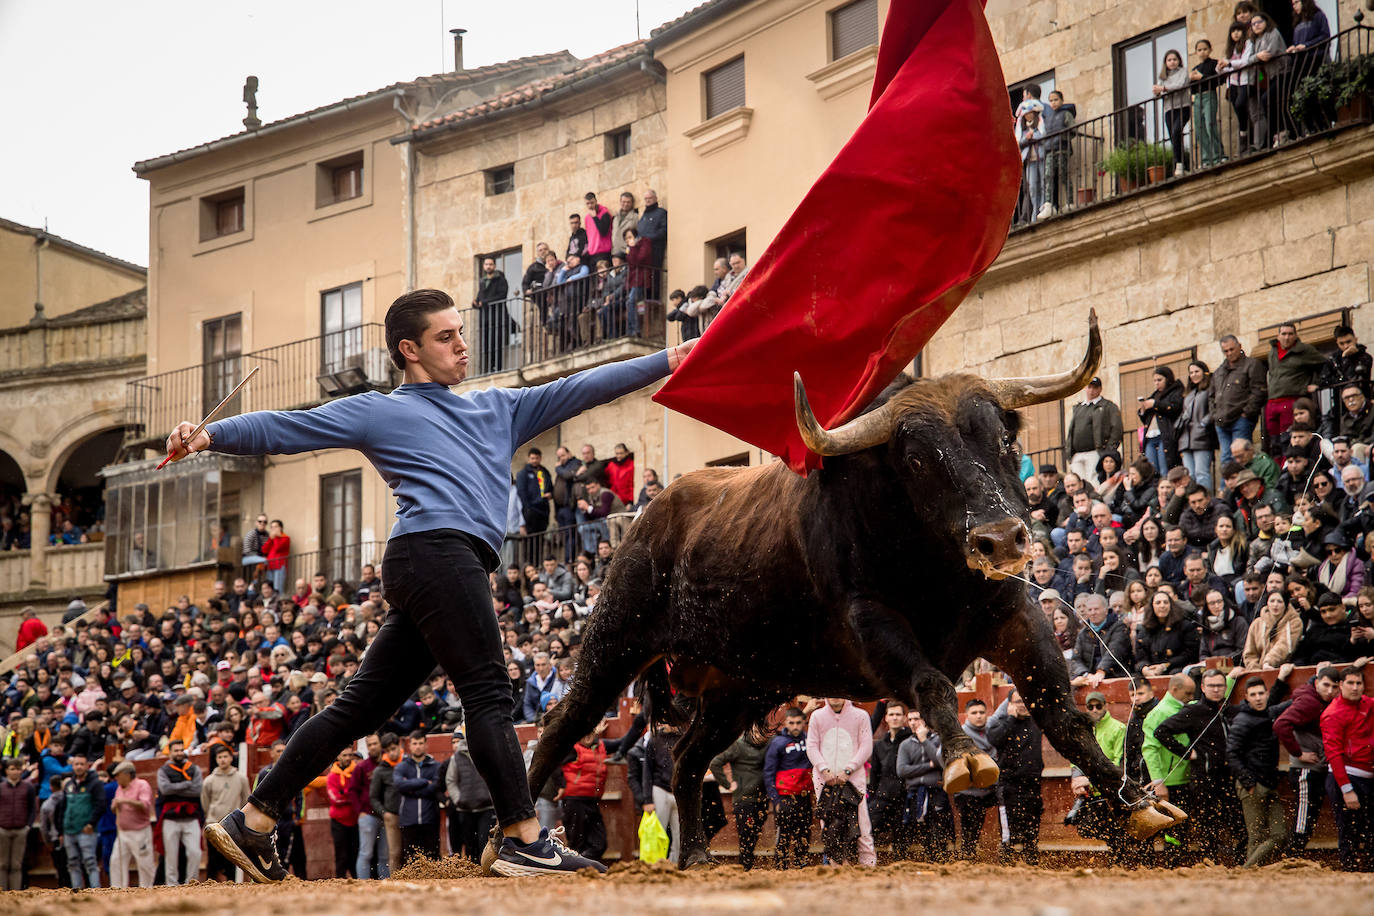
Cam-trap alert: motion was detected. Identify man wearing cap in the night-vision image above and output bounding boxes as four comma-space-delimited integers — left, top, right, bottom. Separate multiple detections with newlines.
1068, 691, 1126, 798
1234, 469, 1290, 541
1064, 376, 1123, 488
1230, 438, 1279, 492
109, 761, 156, 888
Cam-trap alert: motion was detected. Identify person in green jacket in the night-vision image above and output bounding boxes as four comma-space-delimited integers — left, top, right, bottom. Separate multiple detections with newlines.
1086, 691, 1127, 766
1142, 673, 1197, 797
1265, 323, 1326, 442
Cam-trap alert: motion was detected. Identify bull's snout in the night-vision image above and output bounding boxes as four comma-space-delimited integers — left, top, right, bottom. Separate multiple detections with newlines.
966, 518, 1030, 579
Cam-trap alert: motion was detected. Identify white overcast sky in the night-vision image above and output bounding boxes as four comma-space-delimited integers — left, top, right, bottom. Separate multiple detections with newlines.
0, 0, 699, 268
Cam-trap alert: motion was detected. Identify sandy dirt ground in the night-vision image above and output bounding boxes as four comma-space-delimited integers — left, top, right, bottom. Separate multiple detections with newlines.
5, 859, 1372, 916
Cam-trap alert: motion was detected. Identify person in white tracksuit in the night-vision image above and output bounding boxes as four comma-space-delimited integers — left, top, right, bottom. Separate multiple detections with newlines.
807, 698, 876, 865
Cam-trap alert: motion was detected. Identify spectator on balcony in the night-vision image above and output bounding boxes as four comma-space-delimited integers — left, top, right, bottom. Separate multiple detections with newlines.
583, 193, 613, 266
1139, 367, 1185, 475
638, 188, 667, 292
516, 448, 554, 546
565, 213, 588, 265
610, 192, 638, 259
1211, 335, 1268, 460
474, 256, 512, 374
664, 289, 696, 342
577, 479, 623, 555
552, 253, 589, 352
1264, 322, 1326, 444
1333, 384, 1374, 444
521, 242, 551, 296
128, 531, 156, 573
1289, 0, 1333, 135
1063, 377, 1123, 488
1151, 50, 1192, 177
1177, 361, 1217, 492
247, 515, 274, 572
593, 255, 626, 341
1039, 90, 1076, 218
1014, 106, 1046, 224
551, 446, 582, 563
262, 520, 289, 595
674, 284, 715, 339
1188, 38, 1225, 167
606, 443, 635, 508
705, 253, 749, 315
623, 228, 653, 339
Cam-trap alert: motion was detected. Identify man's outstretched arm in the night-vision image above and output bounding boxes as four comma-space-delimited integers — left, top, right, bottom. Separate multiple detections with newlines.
509, 340, 696, 449
165, 393, 377, 461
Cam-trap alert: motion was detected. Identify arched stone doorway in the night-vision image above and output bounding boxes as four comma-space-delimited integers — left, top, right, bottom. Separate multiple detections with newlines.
49, 428, 123, 542
0, 447, 24, 549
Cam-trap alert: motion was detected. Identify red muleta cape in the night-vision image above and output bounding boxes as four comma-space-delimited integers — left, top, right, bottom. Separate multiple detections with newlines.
654, 0, 1020, 473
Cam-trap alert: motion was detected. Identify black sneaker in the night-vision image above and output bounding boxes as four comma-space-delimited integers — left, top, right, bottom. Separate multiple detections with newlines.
492, 826, 607, 876
204, 810, 288, 884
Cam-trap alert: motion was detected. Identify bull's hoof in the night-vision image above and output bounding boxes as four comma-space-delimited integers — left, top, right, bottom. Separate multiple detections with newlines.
943, 752, 999, 794
1126, 799, 1188, 841
680, 848, 712, 869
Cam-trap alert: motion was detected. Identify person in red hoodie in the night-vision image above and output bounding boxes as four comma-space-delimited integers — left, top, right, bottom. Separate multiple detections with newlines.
1320, 665, 1374, 871
263, 519, 290, 594
605, 443, 635, 508
326, 745, 361, 878
1273, 666, 1343, 854
557, 719, 636, 861
15, 607, 47, 652
622, 227, 653, 338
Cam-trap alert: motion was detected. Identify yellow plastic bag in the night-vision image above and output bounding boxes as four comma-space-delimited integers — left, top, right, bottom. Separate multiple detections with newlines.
637, 810, 669, 863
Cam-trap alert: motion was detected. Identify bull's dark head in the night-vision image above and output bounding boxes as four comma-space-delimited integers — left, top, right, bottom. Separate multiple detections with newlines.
794, 311, 1102, 581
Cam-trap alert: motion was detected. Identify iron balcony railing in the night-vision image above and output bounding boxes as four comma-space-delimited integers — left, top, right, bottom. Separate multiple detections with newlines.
1011, 19, 1371, 230
279, 540, 387, 594
125, 323, 397, 448
461, 266, 668, 379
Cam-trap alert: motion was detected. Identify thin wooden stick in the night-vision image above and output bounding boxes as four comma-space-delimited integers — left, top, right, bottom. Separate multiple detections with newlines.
157, 365, 260, 469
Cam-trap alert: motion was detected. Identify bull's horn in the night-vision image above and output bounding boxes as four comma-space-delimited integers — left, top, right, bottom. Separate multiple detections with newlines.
794, 372, 894, 456
988, 309, 1102, 409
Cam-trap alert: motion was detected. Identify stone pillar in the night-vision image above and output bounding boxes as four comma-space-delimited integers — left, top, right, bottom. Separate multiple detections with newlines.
25, 492, 51, 589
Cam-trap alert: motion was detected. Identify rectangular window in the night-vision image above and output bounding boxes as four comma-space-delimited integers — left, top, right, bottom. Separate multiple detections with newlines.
485, 164, 515, 196
704, 56, 746, 120
1119, 347, 1195, 466
1019, 400, 1066, 472
319, 470, 362, 583
605, 126, 632, 160
199, 188, 246, 241
320, 282, 364, 376
1113, 21, 1187, 142
1007, 70, 1056, 120
103, 462, 249, 578
710, 229, 746, 268
316, 151, 364, 207
830, 0, 879, 61
202, 314, 242, 418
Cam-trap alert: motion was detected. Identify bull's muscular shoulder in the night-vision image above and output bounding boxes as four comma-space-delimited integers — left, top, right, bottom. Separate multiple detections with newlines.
645, 462, 805, 557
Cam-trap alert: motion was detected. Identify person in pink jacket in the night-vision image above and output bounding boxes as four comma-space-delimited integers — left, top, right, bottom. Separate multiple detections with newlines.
807, 698, 876, 866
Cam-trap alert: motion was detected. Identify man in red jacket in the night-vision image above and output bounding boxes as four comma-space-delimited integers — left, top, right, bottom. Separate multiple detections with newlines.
1320, 666, 1374, 871
15, 607, 47, 652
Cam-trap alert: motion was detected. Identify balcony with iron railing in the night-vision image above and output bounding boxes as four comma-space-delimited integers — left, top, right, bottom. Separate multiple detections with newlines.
124, 323, 398, 449
457, 266, 669, 387
1010, 18, 1372, 230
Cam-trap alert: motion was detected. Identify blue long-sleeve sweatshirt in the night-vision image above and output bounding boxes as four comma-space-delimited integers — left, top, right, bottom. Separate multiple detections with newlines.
208, 351, 671, 551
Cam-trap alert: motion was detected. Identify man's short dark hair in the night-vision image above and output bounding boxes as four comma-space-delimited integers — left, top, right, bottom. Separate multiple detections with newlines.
1187, 484, 1208, 498
965, 698, 986, 711
528, 447, 542, 457
1335, 324, 1355, 338
1243, 572, 1265, 585
408, 730, 428, 742
1317, 666, 1342, 683
584, 192, 597, 201
385, 289, 455, 371
1220, 460, 1244, 477
1339, 666, 1364, 681
784, 707, 805, 719
668, 288, 685, 302
1025, 84, 1042, 99
380, 732, 399, 749
1244, 676, 1266, 691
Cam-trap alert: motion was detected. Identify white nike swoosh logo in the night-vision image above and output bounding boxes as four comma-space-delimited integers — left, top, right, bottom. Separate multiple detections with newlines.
514, 848, 562, 866
257, 854, 274, 872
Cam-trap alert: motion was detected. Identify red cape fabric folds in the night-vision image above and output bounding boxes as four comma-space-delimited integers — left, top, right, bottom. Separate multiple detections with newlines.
654, 0, 1020, 473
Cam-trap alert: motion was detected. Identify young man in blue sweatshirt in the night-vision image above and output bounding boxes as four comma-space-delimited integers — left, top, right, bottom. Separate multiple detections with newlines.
186, 288, 696, 880
763, 707, 813, 869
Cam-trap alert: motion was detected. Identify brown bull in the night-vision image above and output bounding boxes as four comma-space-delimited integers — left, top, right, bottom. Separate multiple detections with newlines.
523, 311, 1183, 867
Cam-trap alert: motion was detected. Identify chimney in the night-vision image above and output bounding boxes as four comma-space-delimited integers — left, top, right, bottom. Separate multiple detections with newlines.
450, 28, 466, 73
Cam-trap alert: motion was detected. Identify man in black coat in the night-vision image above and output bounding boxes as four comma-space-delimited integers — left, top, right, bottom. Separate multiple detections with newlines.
1227, 670, 1292, 866
988, 689, 1043, 865
1070, 594, 1132, 686
473, 256, 511, 373
637, 189, 667, 294
866, 703, 912, 854
1124, 680, 1159, 786
1178, 485, 1231, 550
1154, 667, 1243, 862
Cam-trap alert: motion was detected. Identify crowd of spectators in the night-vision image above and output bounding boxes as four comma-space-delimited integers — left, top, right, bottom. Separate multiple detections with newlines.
0, 491, 105, 552
1013, 0, 1337, 225
469, 188, 668, 374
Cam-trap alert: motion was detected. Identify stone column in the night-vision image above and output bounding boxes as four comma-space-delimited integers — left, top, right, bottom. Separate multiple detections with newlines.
25, 492, 51, 590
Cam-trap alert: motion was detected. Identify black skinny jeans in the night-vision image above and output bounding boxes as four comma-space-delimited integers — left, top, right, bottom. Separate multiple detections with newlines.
250, 530, 536, 828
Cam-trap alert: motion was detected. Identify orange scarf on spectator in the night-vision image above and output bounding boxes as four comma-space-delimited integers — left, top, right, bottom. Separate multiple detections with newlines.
32, 727, 50, 754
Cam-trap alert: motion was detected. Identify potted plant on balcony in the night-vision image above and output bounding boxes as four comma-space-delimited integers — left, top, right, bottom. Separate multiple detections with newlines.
1101, 140, 1172, 193
1291, 54, 1374, 127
